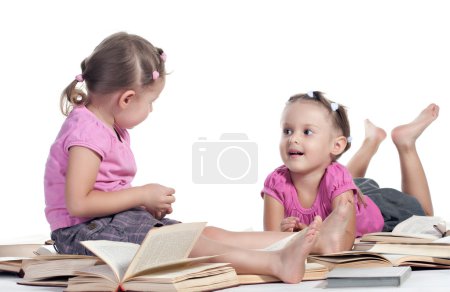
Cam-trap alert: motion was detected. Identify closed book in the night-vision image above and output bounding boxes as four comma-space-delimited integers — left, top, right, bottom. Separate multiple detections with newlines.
326, 266, 411, 288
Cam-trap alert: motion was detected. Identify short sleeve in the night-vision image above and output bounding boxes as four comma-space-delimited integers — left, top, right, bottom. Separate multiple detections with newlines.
321, 162, 358, 201
261, 166, 291, 205
62, 109, 113, 160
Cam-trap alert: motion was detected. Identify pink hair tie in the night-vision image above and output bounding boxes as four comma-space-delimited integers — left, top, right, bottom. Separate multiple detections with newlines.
160, 52, 167, 62
152, 70, 160, 80
75, 74, 84, 82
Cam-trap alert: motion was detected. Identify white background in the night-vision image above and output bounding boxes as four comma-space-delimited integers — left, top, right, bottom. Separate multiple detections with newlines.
0, 0, 448, 242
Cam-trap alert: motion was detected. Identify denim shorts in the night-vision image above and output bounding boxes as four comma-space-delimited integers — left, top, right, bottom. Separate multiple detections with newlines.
51, 208, 180, 255
354, 178, 425, 232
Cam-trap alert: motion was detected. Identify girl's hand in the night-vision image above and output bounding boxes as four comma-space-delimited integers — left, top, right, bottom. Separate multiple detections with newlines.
140, 183, 176, 218
153, 205, 174, 220
280, 217, 301, 232
153, 210, 168, 220
141, 206, 173, 220
293, 222, 308, 232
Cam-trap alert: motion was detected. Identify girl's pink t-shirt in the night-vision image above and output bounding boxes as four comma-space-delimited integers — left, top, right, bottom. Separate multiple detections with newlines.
44, 106, 137, 231
261, 162, 384, 236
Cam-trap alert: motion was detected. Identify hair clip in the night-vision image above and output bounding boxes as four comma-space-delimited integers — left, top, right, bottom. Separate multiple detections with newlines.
152, 70, 160, 80
306, 91, 315, 98
75, 74, 84, 82
347, 136, 352, 143
330, 102, 339, 111
160, 52, 167, 62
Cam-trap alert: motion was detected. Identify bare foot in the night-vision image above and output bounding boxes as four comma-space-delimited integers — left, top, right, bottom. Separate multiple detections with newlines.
391, 103, 439, 150
346, 119, 386, 178
364, 119, 386, 149
313, 200, 355, 254
275, 216, 322, 283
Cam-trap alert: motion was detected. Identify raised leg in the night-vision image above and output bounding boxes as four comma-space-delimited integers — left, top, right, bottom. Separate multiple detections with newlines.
346, 119, 386, 178
391, 103, 439, 216
190, 217, 322, 283
311, 198, 355, 254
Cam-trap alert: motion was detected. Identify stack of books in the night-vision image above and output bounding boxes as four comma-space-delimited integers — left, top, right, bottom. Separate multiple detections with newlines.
3, 216, 449, 290
1, 223, 328, 291
308, 215, 450, 270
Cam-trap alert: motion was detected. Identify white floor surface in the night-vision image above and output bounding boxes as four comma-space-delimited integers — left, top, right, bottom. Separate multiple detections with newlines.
1, 268, 450, 292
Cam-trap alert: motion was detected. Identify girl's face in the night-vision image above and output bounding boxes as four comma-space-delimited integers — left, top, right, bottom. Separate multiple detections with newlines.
279, 100, 337, 175
115, 78, 165, 129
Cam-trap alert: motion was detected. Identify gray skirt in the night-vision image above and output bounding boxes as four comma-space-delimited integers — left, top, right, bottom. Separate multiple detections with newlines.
354, 178, 425, 232
51, 208, 180, 255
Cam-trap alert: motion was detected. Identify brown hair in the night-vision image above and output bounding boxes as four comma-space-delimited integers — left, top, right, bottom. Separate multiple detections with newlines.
286, 91, 351, 160
60, 32, 166, 116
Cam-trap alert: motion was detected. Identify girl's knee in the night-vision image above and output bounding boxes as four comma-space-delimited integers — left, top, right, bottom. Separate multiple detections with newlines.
202, 226, 228, 240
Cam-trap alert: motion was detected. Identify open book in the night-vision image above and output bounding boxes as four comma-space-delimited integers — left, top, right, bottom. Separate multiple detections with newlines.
360, 215, 450, 244
308, 249, 450, 269
0, 257, 25, 274
238, 262, 328, 284
16, 254, 101, 287
0, 243, 100, 287
0, 243, 48, 274
65, 222, 240, 292
360, 242, 450, 258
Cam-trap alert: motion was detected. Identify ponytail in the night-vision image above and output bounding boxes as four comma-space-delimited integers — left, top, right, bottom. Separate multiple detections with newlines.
59, 78, 88, 116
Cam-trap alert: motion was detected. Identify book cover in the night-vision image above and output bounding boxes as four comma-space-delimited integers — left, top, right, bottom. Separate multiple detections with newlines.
326, 266, 411, 288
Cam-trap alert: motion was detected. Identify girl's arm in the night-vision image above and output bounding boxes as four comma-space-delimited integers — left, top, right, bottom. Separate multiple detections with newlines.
65, 146, 175, 218
263, 194, 283, 231
263, 194, 299, 232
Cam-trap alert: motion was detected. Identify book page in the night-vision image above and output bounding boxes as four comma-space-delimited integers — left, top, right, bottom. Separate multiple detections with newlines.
81, 240, 139, 282
123, 267, 239, 292
379, 253, 450, 267
238, 262, 327, 284
0, 259, 23, 273
381, 253, 417, 265
1, 256, 30, 261
369, 243, 450, 258
32, 254, 97, 260
124, 222, 206, 280
393, 215, 445, 237
21, 257, 99, 280
0, 244, 44, 257
131, 262, 231, 283
76, 264, 117, 279
361, 233, 436, 242
34, 245, 57, 255
260, 233, 298, 251
433, 236, 450, 243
